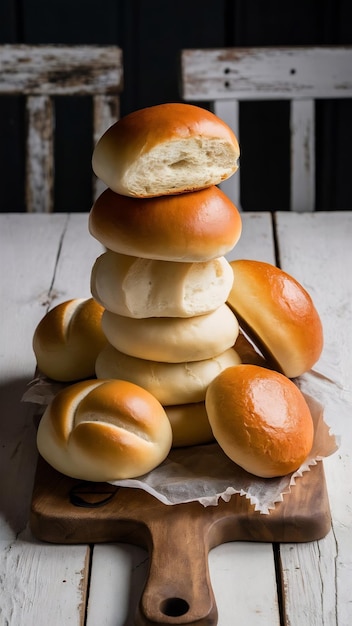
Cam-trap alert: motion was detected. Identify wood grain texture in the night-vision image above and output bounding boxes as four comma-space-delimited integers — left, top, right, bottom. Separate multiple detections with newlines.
276, 211, 352, 626
30, 457, 331, 626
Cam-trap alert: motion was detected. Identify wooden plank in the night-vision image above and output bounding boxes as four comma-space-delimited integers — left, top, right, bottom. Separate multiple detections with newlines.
275, 211, 352, 626
181, 46, 352, 101
290, 99, 315, 212
0, 214, 90, 625
26, 95, 54, 213
213, 99, 241, 209
92, 94, 120, 201
0, 45, 123, 95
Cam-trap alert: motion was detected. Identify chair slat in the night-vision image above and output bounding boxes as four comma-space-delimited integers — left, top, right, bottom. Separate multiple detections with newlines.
25, 95, 54, 213
290, 100, 315, 212
213, 100, 241, 209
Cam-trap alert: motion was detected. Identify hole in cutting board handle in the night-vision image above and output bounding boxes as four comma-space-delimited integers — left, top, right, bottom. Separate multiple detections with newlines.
160, 597, 190, 617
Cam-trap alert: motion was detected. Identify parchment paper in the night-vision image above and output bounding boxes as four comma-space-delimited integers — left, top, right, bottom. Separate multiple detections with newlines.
23, 374, 339, 514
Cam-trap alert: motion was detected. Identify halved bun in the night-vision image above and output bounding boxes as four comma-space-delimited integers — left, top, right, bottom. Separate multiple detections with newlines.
92, 103, 240, 198
37, 379, 172, 481
164, 402, 214, 448
95, 345, 241, 405
227, 260, 323, 378
205, 364, 314, 478
33, 298, 106, 382
91, 251, 234, 318
89, 186, 242, 262
101, 304, 239, 363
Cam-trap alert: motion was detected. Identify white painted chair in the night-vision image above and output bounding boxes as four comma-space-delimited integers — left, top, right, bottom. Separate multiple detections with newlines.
181, 46, 352, 211
0, 45, 123, 212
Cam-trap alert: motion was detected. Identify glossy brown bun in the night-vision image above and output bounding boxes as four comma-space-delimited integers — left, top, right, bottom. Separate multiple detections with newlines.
91, 251, 234, 318
37, 379, 172, 481
89, 186, 242, 262
95, 345, 241, 405
92, 103, 240, 198
227, 260, 324, 378
101, 304, 239, 363
164, 402, 214, 448
205, 364, 314, 478
33, 298, 107, 382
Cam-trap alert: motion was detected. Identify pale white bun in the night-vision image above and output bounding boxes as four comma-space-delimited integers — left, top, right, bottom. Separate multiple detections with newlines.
37, 379, 172, 481
91, 250, 234, 318
205, 364, 314, 478
89, 186, 242, 262
33, 298, 107, 382
227, 260, 324, 378
92, 103, 240, 198
101, 305, 239, 363
95, 345, 241, 405
164, 402, 214, 448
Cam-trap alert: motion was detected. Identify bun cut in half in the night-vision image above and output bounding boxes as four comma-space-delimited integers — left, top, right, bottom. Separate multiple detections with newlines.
92, 103, 240, 198
227, 260, 323, 378
33, 298, 106, 382
91, 251, 234, 318
89, 186, 242, 262
37, 379, 172, 481
205, 364, 314, 478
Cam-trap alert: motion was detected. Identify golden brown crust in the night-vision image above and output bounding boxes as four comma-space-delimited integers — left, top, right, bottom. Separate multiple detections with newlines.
37, 379, 173, 481
92, 103, 240, 197
227, 260, 323, 378
89, 186, 242, 262
32, 298, 107, 381
164, 402, 215, 448
205, 364, 314, 477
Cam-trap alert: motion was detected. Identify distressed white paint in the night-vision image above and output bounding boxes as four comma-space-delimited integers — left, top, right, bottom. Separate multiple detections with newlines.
213, 99, 241, 209
290, 100, 315, 212
275, 211, 352, 626
0, 45, 122, 212
0, 45, 123, 95
1, 213, 351, 625
181, 46, 352, 211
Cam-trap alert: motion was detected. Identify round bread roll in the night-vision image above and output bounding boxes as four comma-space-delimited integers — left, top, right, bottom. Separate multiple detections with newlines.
37, 379, 172, 481
89, 186, 242, 262
92, 102, 240, 198
101, 304, 239, 363
33, 298, 107, 382
95, 345, 241, 405
227, 260, 324, 378
91, 251, 234, 318
205, 364, 314, 478
164, 402, 214, 448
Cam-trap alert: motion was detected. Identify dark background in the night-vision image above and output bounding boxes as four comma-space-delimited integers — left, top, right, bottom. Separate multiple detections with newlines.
1, 0, 352, 212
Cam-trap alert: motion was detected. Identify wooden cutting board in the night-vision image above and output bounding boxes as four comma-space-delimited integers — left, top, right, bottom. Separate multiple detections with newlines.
30, 455, 331, 626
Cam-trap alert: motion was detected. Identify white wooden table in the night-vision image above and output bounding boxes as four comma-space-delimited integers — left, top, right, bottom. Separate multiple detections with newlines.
1, 211, 351, 626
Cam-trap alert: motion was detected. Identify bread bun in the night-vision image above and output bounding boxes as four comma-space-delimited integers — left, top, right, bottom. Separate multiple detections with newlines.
164, 402, 214, 448
37, 379, 172, 481
205, 364, 314, 478
91, 250, 234, 318
95, 345, 241, 405
101, 304, 239, 363
227, 260, 323, 378
92, 103, 240, 198
33, 298, 106, 382
89, 186, 242, 262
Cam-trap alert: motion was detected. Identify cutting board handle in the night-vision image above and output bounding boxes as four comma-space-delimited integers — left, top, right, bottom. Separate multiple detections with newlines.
135, 511, 218, 625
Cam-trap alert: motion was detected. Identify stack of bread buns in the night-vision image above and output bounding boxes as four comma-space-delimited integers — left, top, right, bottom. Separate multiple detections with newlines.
89, 103, 243, 445
32, 102, 324, 483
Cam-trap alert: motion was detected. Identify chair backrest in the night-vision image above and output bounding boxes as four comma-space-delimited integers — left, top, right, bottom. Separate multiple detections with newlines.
0, 44, 123, 212
181, 46, 352, 211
